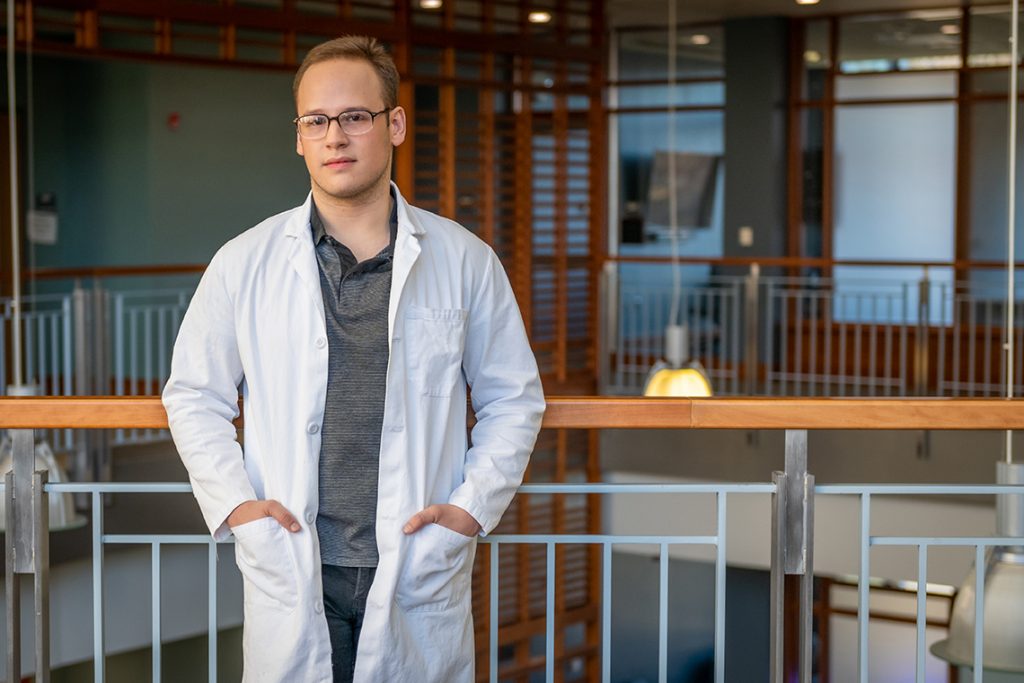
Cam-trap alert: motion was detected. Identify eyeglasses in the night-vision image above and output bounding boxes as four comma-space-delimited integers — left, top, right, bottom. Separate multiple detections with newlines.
293, 108, 391, 139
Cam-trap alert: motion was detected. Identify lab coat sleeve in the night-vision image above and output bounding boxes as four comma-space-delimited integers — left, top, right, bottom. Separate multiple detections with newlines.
162, 247, 256, 542
447, 248, 545, 534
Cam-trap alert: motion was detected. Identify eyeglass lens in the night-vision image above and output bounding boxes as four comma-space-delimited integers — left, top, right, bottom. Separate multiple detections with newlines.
297, 111, 379, 139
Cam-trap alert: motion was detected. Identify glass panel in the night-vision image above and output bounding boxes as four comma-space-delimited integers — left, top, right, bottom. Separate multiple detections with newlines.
969, 68, 1013, 94
833, 101, 956, 321
616, 110, 724, 287
968, 99, 1024, 291
801, 108, 825, 260
835, 72, 957, 100
616, 26, 725, 81
969, 5, 1023, 68
616, 82, 724, 108
838, 10, 962, 74
803, 19, 831, 101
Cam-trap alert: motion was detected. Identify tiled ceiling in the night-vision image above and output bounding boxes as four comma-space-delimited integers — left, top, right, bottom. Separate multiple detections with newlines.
607, 0, 997, 27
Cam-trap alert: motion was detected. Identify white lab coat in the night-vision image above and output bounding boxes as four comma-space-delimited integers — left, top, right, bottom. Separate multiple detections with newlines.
162, 184, 545, 682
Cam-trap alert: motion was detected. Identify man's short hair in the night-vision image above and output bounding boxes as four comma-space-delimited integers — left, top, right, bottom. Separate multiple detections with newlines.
293, 35, 399, 109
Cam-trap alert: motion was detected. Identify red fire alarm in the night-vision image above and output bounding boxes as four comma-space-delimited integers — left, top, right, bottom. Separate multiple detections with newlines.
167, 112, 181, 131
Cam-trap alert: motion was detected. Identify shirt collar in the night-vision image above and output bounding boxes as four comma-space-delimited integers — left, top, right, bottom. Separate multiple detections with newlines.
310, 187, 398, 249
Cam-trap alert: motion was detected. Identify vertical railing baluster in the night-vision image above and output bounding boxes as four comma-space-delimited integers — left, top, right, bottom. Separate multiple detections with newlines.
152, 542, 161, 683
984, 298, 995, 395
915, 544, 927, 683
884, 296, 894, 396
208, 541, 218, 683
765, 283, 775, 396
808, 291, 818, 396
490, 541, 499, 683
952, 292, 962, 396
658, 542, 668, 683
968, 298, 977, 395
839, 299, 848, 397
546, 542, 555, 682
93, 491, 105, 682
602, 542, 612, 683
936, 285, 947, 395
795, 290, 804, 396
973, 545, 985, 683
780, 291, 789, 396
900, 284, 909, 395
715, 493, 726, 683
858, 493, 871, 683
869, 297, 878, 396
854, 295, 863, 397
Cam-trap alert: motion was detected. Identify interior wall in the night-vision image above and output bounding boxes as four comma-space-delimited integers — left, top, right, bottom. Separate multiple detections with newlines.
722, 17, 789, 266
28, 55, 308, 269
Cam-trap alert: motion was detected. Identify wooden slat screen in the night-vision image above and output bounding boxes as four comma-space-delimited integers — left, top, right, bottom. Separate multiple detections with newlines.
11, 1, 605, 678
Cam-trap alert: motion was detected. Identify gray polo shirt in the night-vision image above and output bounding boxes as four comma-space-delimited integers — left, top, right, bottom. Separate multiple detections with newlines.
312, 196, 397, 567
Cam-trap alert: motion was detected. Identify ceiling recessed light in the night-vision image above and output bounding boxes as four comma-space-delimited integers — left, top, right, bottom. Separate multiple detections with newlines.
940, 23, 961, 35
419, 0, 442, 9
804, 49, 822, 63
691, 34, 711, 46
796, 0, 820, 5
528, 10, 552, 24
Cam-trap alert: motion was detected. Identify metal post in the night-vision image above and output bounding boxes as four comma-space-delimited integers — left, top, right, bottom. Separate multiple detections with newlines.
72, 282, 92, 510
771, 430, 815, 683
799, 473, 815, 683
92, 282, 113, 483
744, 263, 761, 396
915, 269, 931, 396
33, 470, 50, 683
769, 471, 787, 683
784, 430, 809, 574
5, 429, 50, 682
5, 471, 21, 683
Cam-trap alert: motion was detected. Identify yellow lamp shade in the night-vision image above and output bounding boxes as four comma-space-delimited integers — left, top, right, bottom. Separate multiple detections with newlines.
643, 362, 713, 397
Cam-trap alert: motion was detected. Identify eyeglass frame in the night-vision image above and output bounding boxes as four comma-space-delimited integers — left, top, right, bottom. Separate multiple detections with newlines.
292, 108, 393, 139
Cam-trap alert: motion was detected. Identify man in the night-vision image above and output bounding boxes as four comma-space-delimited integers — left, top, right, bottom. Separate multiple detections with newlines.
162, 35, 544, 683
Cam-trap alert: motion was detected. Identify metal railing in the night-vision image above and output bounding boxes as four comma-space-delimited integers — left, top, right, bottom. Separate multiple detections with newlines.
4, 397, 1024, 682
604, 265, 1024, 399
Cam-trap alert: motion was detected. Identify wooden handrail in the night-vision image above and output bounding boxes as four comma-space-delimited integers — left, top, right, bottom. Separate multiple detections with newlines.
607, 255, 1024, 270
22, 257, 1024, 282
24, 264, 207, 281
2, 396, 1024, 430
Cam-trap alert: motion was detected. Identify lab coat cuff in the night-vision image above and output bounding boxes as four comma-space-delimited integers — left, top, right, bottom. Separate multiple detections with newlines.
447, 494, 493, 536
208, 495, 255, 542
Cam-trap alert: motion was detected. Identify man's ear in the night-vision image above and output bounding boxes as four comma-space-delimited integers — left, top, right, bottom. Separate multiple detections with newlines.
296, 130, 304, 157
389, 106, 407, 147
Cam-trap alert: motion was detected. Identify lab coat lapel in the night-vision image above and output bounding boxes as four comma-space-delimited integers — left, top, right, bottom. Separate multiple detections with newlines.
388, 184, 424, 344
283, 194, 327, 323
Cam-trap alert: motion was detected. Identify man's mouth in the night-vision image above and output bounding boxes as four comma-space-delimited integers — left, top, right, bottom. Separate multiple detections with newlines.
324, 158, 355, 169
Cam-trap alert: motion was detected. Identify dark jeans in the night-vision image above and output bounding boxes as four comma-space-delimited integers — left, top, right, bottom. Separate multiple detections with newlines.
321, 564, 377, 683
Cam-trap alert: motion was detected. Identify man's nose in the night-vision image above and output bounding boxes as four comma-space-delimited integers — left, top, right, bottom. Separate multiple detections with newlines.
325, 118, 349, 145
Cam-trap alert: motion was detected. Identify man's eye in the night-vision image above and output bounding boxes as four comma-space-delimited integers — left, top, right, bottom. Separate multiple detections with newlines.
342, 112, 371, 124
303, 116, 328, 126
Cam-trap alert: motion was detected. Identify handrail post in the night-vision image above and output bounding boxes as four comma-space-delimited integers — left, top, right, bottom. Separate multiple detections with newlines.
744, 263, 761, 395
5, 428, 50, 682
92, 281, 112, 482
598, 261, 616, 394
72, 281, 92, 509
915, 268, 931, 396
771, 429, 815, 683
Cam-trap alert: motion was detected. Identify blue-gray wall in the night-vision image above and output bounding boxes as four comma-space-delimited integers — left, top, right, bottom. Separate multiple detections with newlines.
29, 55, 309, 268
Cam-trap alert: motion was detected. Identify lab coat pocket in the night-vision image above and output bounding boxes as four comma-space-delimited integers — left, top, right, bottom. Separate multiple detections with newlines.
232, 516, 299, 612
396, 522, 475, 612
404, 305, 468, 397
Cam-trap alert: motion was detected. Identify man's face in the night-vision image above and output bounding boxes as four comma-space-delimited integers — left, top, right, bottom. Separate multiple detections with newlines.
295, 58, 406, 203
